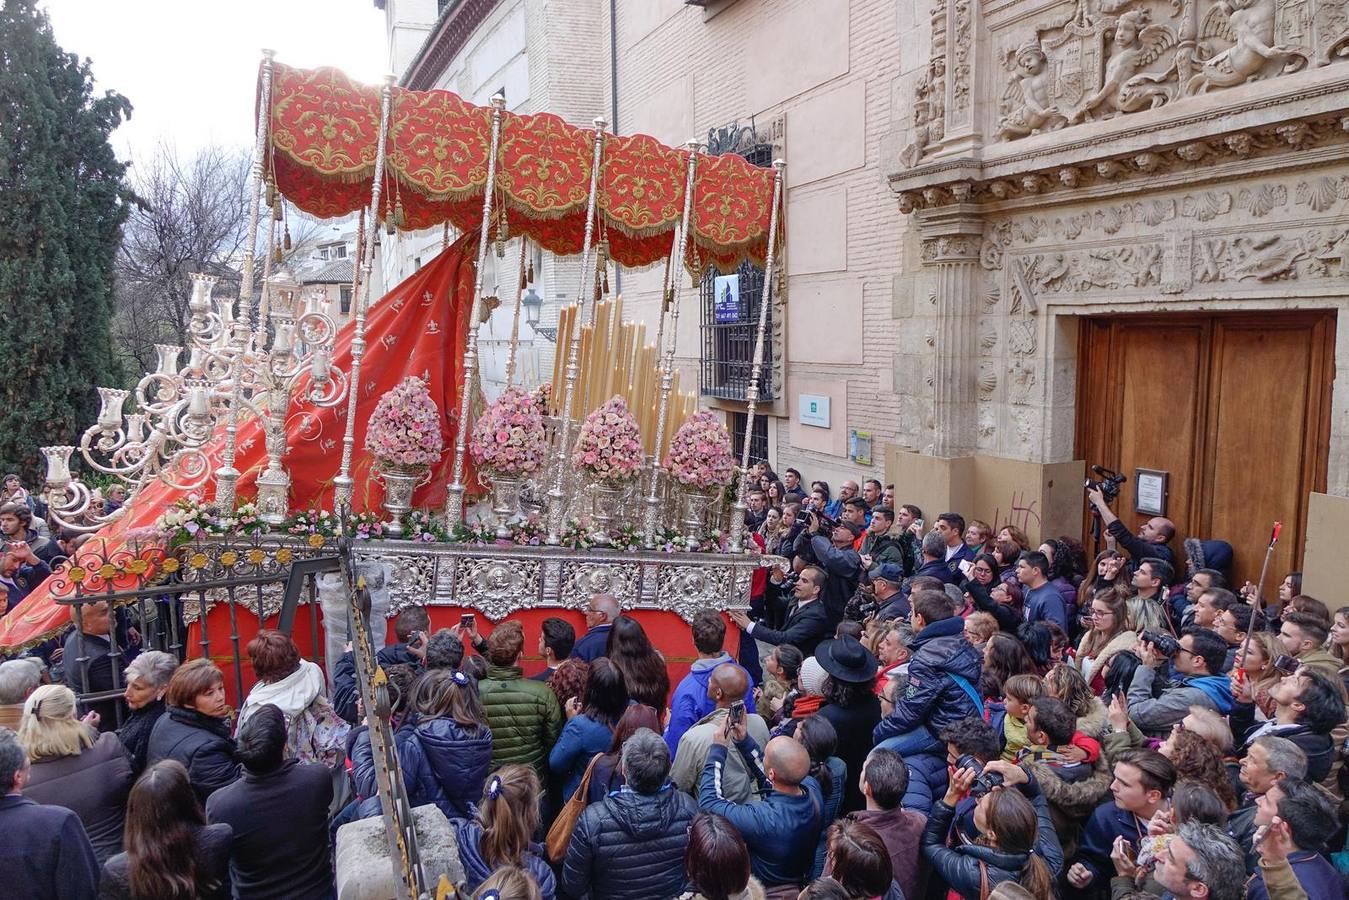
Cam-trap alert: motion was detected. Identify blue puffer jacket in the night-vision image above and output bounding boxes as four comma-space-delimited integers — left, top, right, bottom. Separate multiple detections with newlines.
560, 784, 698, 900
452, 817, 556, 899
873, 616, 983, 746
900, 750, 948, 815
352, 716, 492, 821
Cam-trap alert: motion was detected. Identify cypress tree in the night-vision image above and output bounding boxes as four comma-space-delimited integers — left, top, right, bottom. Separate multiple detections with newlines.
0, 0, 131, 484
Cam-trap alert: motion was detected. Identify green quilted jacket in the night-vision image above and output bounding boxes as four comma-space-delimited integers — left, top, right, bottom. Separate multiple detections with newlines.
479, 664, 564, 777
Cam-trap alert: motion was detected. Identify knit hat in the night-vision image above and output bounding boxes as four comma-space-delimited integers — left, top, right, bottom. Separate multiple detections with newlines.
799, 656, 828, 695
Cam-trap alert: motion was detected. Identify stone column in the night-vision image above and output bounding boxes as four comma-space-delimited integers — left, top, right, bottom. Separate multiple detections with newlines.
917, 204, 983, 458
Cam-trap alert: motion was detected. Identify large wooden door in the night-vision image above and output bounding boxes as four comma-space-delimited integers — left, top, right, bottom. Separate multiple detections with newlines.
1075, 312, 1334, 589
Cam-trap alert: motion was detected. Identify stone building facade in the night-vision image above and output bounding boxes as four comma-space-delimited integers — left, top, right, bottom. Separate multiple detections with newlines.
888, 0, 1349, 586
378, 0, 1349, 584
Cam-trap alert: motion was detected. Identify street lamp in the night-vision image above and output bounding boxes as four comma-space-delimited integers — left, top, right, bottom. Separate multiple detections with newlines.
521, 286, 542, 326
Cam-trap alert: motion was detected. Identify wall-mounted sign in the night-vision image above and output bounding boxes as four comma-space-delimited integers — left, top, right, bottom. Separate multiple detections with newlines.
798, 393, 831, 428
713, 274, 740, 323
850, 430, 872, 466
1135, 468, 1169, 517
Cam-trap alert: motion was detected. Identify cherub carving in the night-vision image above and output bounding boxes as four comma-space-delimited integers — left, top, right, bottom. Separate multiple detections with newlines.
1184, 0, 1298, 94
997, 41, 1068, 140
899, 57, 946, 168
1071, 10, 1176, 122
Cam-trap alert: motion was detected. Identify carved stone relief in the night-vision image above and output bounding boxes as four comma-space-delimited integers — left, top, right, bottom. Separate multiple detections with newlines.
982, 0, 1326, 148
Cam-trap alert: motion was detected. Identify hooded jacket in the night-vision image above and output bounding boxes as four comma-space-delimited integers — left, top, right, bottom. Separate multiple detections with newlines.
920, 773, 1064, 899
665, 652, 757, 753
1125, 665, 1231, 737
560, 784, 698, 900
237, 658, 349, 768
352, 716, 493, 821
873, 616, 983, 745
1183, 538, 1233, 578
451, 818, 556, 899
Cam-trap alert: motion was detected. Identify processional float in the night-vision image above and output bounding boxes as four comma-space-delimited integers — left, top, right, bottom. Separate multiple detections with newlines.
7, 49, 794, 669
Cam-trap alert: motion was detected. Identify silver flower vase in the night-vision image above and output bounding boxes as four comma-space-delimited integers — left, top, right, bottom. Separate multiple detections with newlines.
489, 473, 524, 539
590, 480, 628, 544
378, 463, 425, 538
682, 486, 715, 548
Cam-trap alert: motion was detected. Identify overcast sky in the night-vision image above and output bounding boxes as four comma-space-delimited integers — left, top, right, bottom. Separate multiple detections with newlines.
40, 0, 389, 165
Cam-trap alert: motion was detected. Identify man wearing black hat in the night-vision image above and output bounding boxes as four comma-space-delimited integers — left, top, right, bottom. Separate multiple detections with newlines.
815, 635, 881, 812
792, 511, 863, 626
870, 563, 909, 622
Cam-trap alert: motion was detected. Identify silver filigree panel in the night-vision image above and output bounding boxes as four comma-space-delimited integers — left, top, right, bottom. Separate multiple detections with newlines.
455, 556, 543, 621
559, 561, 641, 611
656, 565, 736, 623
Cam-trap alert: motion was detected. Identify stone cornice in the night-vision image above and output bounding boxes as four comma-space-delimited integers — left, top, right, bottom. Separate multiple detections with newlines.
890, 66, 1349, 214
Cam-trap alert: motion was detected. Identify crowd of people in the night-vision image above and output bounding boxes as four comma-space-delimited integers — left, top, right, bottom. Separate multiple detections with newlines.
0, 464, 1347, 899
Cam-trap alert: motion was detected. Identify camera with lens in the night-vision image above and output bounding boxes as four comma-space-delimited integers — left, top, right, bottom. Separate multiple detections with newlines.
1085, 464, 1128, 502
796, 507, 839, 532
955, 753, 1004, 799
1140, 630, 1181, 658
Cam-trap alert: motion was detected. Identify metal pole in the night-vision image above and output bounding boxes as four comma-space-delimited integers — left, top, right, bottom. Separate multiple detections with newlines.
215, 49, 274, 511
727, 160, 785, 552
333, 76, 396, 512
445, 94, 508, 524
545, 117, 608, 544
504, 238, 528, 389
642, 141, 699, 547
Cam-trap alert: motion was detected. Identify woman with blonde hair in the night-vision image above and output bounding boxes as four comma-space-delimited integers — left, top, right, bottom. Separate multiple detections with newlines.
474, 866, 543, 900
1075, 586, 1136, 690
1233, 630, 1283, 719
452, 765, 556, 898
18, 683, 133, 864
1044, 665, 1107, 740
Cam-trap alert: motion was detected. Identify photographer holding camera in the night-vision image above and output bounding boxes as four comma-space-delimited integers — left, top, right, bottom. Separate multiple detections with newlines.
1085, 485, 1177, 577
1125, 626, 1233, 737
791, 510, 863, 626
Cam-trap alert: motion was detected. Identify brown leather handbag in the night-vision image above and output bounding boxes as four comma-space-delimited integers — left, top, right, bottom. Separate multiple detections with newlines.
545, 752, 602, 862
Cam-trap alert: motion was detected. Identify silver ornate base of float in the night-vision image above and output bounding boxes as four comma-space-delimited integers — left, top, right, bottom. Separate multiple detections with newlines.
162, 534, 760, 625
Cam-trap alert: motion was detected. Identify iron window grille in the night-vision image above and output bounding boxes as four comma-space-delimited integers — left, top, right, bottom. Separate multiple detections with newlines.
699, 126, 774, 402
731, 411, 769, 467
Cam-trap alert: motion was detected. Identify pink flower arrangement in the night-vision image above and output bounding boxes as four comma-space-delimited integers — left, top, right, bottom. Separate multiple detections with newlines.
573, 395, 644, 483
664, 410, 735, 489
365, 377, 444, 469
470, 387, 547, 475
529, 382, 552, 414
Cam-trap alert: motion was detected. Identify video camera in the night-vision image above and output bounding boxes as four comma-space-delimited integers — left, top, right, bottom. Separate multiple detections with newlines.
1085, 464, 1128, 503
795, 507, 839, 532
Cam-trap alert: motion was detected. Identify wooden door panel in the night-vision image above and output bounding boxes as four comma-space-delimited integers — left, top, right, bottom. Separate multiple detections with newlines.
1115, 321, 1204, 560
1074, 311, 1333, 588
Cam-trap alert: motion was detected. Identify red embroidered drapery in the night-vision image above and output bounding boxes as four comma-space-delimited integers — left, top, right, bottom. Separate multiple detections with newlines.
265, 63, 777, 271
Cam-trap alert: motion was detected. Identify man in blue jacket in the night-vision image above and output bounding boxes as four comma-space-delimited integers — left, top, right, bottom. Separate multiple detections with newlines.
873, 589, 982, 757
1246, 779, 1344, 900
573, 594, 620, 661
697, 718, 823, 893
1068, 748, 1176, 892
665, 609, 755, 752
1126, 627, 1232, 737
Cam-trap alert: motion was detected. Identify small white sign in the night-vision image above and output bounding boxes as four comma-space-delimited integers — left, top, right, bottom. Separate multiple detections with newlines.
799, 394, 831, 428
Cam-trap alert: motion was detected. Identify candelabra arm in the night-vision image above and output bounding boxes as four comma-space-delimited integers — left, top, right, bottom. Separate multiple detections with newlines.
216, 49, 274, 511
445, 94, 508, 525
728, 160, 785, 552
545, 117, 608, 544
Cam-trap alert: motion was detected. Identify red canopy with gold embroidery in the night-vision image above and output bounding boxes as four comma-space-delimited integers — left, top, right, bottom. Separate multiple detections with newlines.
266, 63, 777, 270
